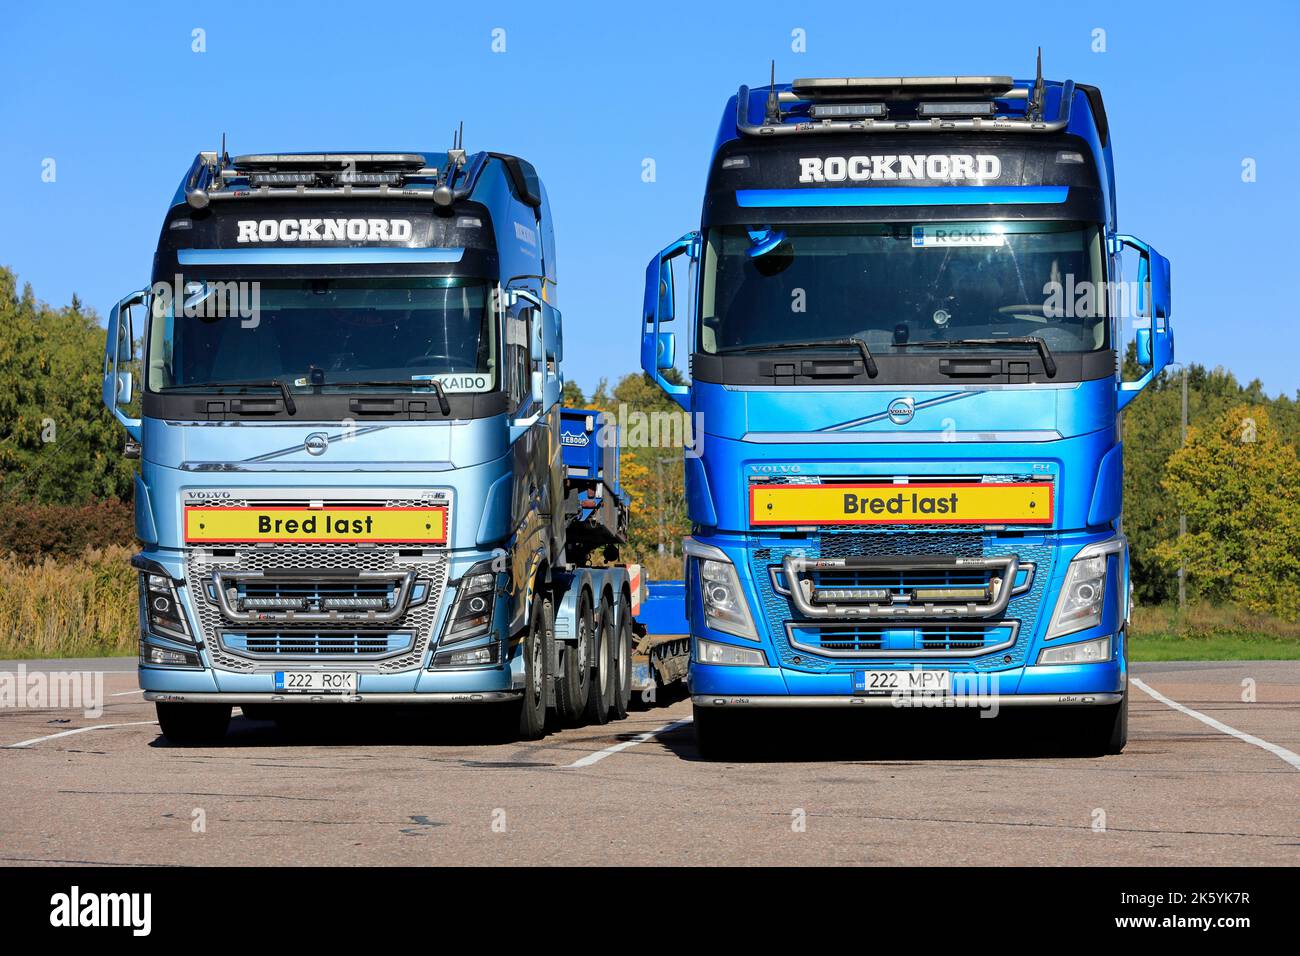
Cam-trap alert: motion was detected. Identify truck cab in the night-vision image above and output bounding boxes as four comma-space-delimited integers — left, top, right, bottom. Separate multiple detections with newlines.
641, 64, 1173, 756
104, 149, 635, 743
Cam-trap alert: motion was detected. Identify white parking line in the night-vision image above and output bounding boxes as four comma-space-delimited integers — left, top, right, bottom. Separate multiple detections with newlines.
1131, 677, 1300, 772
565, 718, 693, 769
4, 721, 158, 750
110, 689, 144, 697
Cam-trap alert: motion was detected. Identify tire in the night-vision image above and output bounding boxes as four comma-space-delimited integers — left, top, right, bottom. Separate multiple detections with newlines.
1062, 691, 1128, 756
692, 704, 741, 760
512, 592, 552, 741
556, 588, 593, 724
583, 593, 615, 725
1091, 691, 1128, 755
610, 592, 632, 721
156, 702, 231, 746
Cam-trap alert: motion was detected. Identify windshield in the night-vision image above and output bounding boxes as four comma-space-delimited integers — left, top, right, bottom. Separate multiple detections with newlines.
699, 221, 1107, 355
146, 277, 496, 393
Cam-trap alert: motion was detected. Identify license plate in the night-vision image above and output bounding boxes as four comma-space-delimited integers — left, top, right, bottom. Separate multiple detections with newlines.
274, 671, 358, 694
750, 482, 1052, 527
854, 669, 951, 696
185, 506, 447, 544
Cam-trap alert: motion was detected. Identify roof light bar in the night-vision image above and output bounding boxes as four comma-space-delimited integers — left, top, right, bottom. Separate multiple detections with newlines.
918, 101, 997, 117
810, 102, 887, 119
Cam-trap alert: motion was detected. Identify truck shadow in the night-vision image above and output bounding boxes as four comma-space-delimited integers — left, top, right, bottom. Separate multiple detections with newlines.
657, 708, 1113, 762
149, 707, 535, 749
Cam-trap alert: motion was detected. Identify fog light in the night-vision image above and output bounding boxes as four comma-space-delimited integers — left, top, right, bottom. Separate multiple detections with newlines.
142, 643, 200, 667
1037, 636, 1111, 666
434, 644, 499, 668
695, 638, 766, 667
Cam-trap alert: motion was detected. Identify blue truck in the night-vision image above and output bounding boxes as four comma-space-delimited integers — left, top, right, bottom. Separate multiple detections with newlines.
101, 147, 640, 744
640, 60, 1173, 757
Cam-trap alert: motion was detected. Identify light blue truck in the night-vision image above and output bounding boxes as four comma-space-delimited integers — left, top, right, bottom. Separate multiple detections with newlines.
102, 147, 641, 743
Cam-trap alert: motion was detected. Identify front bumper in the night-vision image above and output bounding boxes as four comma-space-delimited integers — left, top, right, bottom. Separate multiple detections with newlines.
692, 692, 1123, 708
145, 690, 521, 704
689, 645, 1126, 703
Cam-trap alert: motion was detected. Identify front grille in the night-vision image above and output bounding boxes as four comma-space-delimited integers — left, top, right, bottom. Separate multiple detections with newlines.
749, 531, 1055, 671
785, 621, 1018, 657
187, 544, 448, 673
220, 631, 414, 658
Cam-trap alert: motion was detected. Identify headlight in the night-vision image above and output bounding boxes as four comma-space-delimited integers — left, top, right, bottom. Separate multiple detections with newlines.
1037, 636, 1111, 666
696, 638, 767, 667
440, 561, 500, 645
699, 558, 758, 640
1045, 538, 1123, 639
140, 572, 192, 642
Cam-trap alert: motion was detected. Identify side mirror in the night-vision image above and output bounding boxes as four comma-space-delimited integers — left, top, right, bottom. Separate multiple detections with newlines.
103, 289, 148, 440
1135, 328, 1152, 368
655, 331, 676, 371
641, 232, 696, 409
1115, 235, 1173, 410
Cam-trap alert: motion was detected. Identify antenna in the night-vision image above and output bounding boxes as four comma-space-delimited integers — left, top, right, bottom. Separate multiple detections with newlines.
764, 59, 781, 125
1030, 46, 1045, 122
220, 132, 229, 168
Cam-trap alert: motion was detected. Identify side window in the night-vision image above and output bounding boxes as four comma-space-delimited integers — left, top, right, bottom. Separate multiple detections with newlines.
506, 305, 533, 412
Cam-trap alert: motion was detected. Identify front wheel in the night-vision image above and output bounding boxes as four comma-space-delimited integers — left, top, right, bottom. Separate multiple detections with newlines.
1070, 692, 1128, 756
692, 704, 743, 760
156, 702, 231, 746
510, 593, 551, 741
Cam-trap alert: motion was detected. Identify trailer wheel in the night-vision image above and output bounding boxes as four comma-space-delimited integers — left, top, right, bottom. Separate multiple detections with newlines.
155, 702, 231, 746
611, 592, 632, 721
511, 592, 551, 741
583, 593, 615, 725
556, 588, 594, 724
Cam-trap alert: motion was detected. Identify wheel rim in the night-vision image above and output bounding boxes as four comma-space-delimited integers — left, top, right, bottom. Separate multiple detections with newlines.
598, 614, 611, 697
530, 618, 544, 705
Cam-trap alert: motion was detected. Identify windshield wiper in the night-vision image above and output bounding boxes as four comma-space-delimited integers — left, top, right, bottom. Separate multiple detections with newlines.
895, 336, 1057, 378
330, 380, 451, 416
717, 337, 878, 378
163, 379, 297, 414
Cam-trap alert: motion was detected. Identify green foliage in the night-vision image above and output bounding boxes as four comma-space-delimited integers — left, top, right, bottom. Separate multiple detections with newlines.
586, 372, 691, 573
0, 500, 136, 562
1155, 405, 1300, 618
1121, 347, 1300, 606
0, 266, 137, 503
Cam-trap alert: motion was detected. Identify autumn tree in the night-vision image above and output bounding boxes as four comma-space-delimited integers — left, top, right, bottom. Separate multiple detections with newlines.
1156, 404, 1300, 618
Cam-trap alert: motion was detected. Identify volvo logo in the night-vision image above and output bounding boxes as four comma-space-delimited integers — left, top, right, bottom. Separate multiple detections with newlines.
887, 398, 915, 425
304, 432, 330, 456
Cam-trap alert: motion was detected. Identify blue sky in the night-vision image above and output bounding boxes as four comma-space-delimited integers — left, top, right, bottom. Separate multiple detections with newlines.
2, 0, 1297, 398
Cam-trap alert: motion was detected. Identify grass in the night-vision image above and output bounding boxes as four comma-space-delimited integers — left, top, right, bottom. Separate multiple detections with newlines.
0, 546, 137, 659
1129, 603, 1300, 661
0, 547, 1295, 662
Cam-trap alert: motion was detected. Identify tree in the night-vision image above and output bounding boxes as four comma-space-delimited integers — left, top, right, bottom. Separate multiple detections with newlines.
1156, 404, 1300, 618
0, 267, 136, 503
